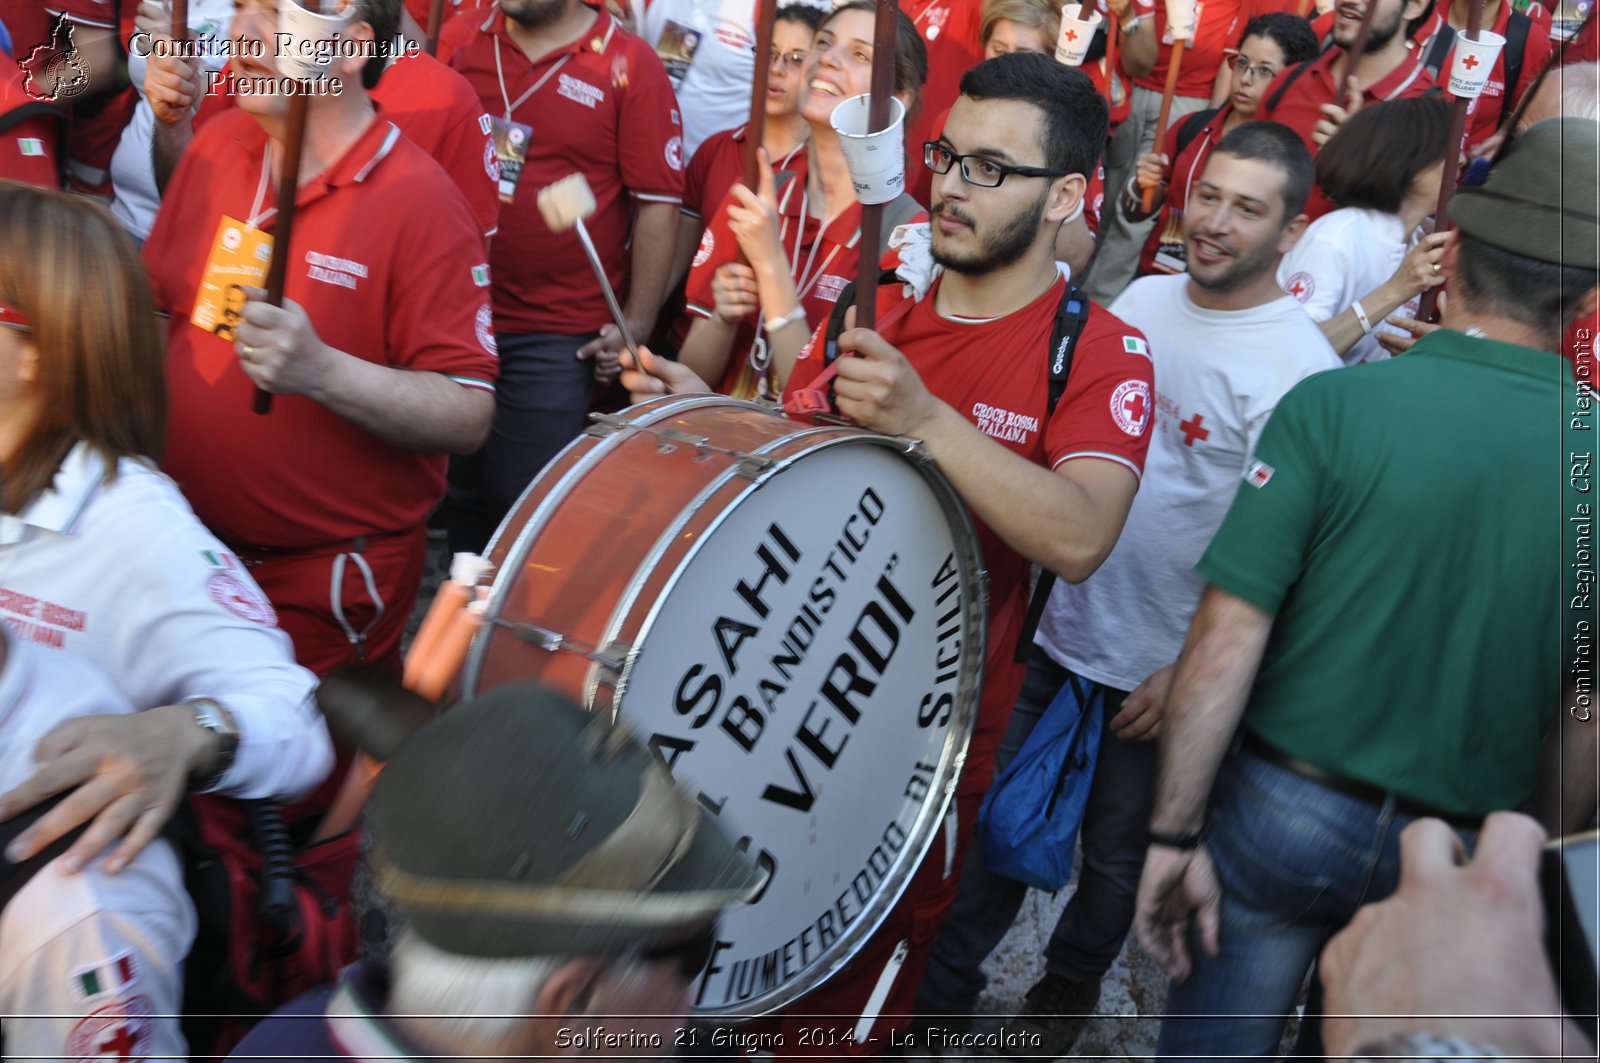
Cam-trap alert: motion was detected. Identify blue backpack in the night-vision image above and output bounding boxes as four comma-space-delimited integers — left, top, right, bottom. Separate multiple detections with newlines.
978, 671, 1104, 891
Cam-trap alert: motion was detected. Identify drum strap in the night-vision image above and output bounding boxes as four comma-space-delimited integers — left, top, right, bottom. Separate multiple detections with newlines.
1015, 284, 1092, 662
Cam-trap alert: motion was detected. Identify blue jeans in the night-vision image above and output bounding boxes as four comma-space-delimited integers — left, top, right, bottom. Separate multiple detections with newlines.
445, 330, 598, 553
1155, 747, 1478, 1061
916, 648, 1158, 1014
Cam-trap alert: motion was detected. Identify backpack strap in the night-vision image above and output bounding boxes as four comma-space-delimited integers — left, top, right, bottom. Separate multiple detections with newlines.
1265, 58, 1317, 115
1015, 282, 1093, 663
1422, 22, 1458, 79
1504, 10, 1531, 106
0, 792, 90, 911
1173, 107, 1219, 160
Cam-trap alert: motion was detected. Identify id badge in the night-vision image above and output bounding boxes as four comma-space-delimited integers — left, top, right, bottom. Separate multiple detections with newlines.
655, 19, 703, 88
1152, 209, 1187, 274
490, 116, 533, 204
192, 215, 272, 339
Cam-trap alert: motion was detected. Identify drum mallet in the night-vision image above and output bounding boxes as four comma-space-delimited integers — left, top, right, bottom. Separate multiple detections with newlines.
538, 174, 640, 359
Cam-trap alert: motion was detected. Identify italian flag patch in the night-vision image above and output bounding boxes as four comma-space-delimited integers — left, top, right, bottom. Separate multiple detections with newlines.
74, 952, 138, 1000
471, 264, 491, 287
18, 138, 44, 157
1122, 336, 1150, 358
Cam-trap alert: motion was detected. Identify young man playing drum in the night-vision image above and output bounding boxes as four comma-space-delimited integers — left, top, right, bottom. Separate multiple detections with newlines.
624, 52, 1155, 1051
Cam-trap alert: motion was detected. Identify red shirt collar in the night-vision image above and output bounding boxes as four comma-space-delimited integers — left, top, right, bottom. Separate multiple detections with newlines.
487, 4, 616, 64
229, 105, 404, 223
1307, 44, 1432, 101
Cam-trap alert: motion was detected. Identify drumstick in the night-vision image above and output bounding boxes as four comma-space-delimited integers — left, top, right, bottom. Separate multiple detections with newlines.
851, 0, 900, 332
1418, 0, 1486, 322
171, 0, 188, 38
1140, 39, 1186, 213
539, 173, 640, 358
744, 0, 777, 190
425, 0, 445, 55
1105, 8, 1119, 107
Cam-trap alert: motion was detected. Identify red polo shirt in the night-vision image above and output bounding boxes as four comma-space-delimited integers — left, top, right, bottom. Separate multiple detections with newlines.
449, 8, 684, 335
0, 50, 61, 187
1259, 46, 1434, 216
143, 107, 498, 550
1132, 0, 1245, 98
375, 49, 500, 238
685, 171, 864, 398
1414, 3, 1553, 149
786, 274, 1154, 785
905, 0, 985, 206
1138, 103, 1228, 276
682, 124, 808, 223
192, 61, 498, 241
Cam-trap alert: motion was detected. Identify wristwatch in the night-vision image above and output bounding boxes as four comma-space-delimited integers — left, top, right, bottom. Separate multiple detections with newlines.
186, 698, 240, 792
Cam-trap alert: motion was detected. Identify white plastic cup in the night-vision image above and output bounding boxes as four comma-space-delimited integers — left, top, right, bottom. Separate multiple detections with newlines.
830, 93, 908, 205
1165, 0, 1196, 40
1055, 7, 1102, 66
1446, 30, 1505, 98
277, 0, 353, 80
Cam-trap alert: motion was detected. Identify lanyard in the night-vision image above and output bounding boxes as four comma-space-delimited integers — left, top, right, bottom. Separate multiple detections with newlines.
247, 143, 275, 228
492, 17, 615, 119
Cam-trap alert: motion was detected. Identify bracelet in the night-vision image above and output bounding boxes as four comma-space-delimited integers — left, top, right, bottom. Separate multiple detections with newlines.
1351, 298, 1374, 334
1120, 15, 1141, 33
763, 304, 807, 334
1147, 827, 1203, 850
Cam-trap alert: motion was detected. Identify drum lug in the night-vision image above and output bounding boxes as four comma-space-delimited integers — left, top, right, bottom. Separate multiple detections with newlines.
898, 437, 934, 465
585, 413, 632, 438
734, 455, 777, 480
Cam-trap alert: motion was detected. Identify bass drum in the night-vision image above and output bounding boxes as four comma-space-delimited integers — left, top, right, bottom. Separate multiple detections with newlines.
459, 395, 986, 1019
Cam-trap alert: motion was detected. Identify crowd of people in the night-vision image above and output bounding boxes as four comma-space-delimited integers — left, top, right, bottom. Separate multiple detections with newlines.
0, 0, 1596, 1058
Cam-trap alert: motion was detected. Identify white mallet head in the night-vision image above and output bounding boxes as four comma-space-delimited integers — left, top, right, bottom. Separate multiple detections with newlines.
537, 173, 598, 233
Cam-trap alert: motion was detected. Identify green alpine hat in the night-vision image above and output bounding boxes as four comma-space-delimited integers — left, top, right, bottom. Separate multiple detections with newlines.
368, 684, 764, 958
1451, 118, 1599, 270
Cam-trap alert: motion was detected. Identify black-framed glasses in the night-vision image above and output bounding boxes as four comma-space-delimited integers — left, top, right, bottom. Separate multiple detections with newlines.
770, 48, 809, 71
923, 142, 1070, 188
1227, 55, 1279, 82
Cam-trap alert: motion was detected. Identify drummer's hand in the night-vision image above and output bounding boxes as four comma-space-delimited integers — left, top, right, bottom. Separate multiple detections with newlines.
0, 706, 217, 874
712, 263, 760, 324
833, 327, 941, 437
619, 344, 712, 403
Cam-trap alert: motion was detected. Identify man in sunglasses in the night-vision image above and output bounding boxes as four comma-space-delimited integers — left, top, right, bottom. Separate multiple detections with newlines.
231, 682, 763, 1061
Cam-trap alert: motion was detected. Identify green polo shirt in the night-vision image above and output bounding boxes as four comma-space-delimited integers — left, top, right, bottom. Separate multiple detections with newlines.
1197, 330, 1582, 816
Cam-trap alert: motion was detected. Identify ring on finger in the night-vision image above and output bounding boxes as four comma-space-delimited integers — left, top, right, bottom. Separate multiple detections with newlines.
238, 343, 255, 357
1431, 263, 1441, 274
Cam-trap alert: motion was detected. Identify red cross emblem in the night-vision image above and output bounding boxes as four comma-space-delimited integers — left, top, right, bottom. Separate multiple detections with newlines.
1288, 278, 1306, 296
1463, 53, 1480, 69
96, 1024, 139, 1062
1179, 412, 1210, 446
1065, 28, 1079, 40
1123, 392, 1147, 424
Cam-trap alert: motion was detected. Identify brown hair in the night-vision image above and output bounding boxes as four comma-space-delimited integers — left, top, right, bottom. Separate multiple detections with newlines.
979, 0, 1061, 51
823, 1, 929, 101
0, 181, 166, 514
1315, 94, 1451, 213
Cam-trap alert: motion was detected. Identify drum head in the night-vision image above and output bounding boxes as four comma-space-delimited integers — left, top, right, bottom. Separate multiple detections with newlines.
618, 437, 984, 1018
466, 402, 985, 1018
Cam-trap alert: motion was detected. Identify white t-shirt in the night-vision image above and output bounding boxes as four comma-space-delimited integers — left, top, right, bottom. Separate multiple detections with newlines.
1277, 207, 1419, 366
0, 444, 330, 800
110, 0, 236, 239
1037, 275, 1342, 691
0, 635, 194, 1062
633, 0, 826, 156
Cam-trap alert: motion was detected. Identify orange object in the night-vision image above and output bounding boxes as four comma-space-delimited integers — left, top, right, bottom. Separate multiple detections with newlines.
1141, 40, 1187, 213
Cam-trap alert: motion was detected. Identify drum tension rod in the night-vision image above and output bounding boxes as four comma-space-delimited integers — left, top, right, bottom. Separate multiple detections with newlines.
585, 413, 778, 473
487, 617, 630, 672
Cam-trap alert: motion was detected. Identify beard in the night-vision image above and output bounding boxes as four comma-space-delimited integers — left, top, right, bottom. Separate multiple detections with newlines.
1335, 1, 1406, 51
1184, 229, 1282, 294
930, 191, 1048, 276
501, 0, 566, 28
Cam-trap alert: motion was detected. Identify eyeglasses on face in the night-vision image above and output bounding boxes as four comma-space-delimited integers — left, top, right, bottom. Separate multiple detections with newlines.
770, 48, 809, 71
1227, 55, 1280, 82
923, 142, 1070, 188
